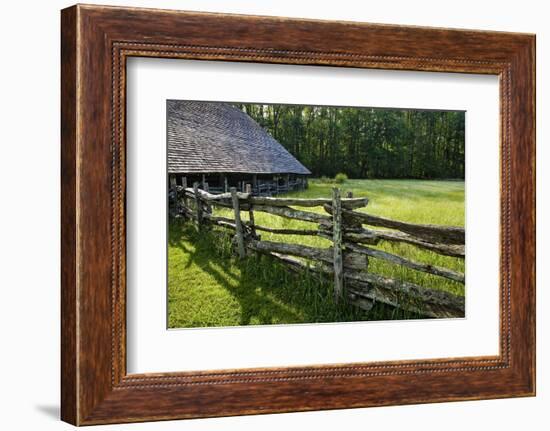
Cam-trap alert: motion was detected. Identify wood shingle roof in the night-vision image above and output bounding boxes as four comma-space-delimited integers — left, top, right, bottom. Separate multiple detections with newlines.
167, 100, 311, 175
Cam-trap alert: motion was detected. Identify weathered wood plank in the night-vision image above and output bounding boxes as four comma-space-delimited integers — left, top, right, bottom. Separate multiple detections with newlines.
252, 204, 331, 224
183, 190, 245, 209
343, 231, 381, 245
250, 195, 369, 209
248, 239, 331, 261
183, 186, 368, 211
343, 252, 368, 270
332, 188, 344, 303
214, 220, 237, 231
203, 213, 235, 225
246, 224, 320, 236
248, 239, 366, 270
344, 271, 465, 318
324, 225, 464, 258
342, 208, 465, 245
265, 252, 313, 272
345, 242, 465, 283
375, 230, 465, 258
184, 187, 249, 202
230, 188, 246, 259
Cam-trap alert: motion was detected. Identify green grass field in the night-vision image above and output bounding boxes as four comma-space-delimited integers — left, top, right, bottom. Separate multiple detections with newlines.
168, 179, 465, 328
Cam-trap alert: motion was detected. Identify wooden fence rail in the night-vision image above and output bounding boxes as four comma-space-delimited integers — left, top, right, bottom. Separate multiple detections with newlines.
170, 183, 465, 318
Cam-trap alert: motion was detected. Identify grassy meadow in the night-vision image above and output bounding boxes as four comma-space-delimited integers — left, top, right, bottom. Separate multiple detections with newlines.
168, 179, 465, 328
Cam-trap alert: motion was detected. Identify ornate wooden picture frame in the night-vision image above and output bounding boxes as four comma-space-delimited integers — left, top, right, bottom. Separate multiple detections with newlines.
61, 4, 535, 425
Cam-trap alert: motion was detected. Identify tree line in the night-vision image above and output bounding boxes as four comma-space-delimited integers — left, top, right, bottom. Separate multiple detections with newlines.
235, 103, 465, 180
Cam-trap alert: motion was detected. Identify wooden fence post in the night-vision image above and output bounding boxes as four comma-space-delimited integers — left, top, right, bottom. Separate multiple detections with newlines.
245, 184, 257, 239
230, 187, 246, 258
193, 182, 203, 230
203, 182, 213, 214
168, 177, 177, 216
332, 187, 344, 303
181, 177, 188, 210
169, 176, 177, 204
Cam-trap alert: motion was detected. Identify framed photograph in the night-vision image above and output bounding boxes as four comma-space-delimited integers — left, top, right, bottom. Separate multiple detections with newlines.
61, 4, 535, 425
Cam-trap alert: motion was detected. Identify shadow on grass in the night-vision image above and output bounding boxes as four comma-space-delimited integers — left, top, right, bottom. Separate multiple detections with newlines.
168, 218, 422, 328
169, 221, 306, 326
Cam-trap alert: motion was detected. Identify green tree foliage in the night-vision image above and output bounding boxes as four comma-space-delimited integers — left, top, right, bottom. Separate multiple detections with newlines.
236, 104, 465, 179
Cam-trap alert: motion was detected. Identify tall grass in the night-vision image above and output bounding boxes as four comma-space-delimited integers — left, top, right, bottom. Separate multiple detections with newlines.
168, 179, 464, 328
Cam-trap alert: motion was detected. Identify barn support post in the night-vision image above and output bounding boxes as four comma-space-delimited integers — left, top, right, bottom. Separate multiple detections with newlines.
201, 174, 206, 190
230, 187, 246, 259
224, 175, 229, 193
252, 174, 258, 193
285, 174, 290, 192
332, 187, 344, 303
193, 182, 203, 230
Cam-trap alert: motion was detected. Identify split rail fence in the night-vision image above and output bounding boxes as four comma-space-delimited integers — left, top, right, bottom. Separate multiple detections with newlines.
169, 183, 465, 318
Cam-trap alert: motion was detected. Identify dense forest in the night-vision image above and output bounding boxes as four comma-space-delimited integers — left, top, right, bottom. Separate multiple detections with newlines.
235, 103, 465, 179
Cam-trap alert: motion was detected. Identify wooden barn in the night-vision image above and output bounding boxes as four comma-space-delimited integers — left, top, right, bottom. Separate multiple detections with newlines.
167, 100, 311, 195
